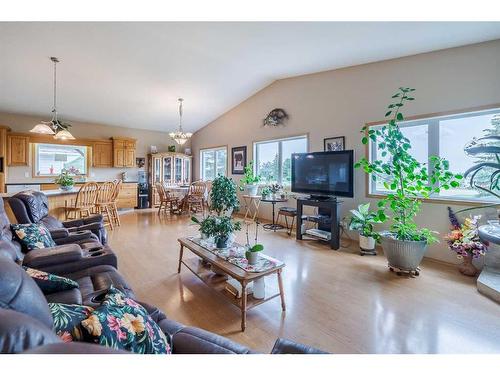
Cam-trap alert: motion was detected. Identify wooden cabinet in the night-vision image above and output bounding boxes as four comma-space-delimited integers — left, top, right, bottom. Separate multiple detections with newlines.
7, 135, 29, 166
92, 141, 113, 168
148, 152, 192, 207
116, 182, 138, 208
112, 137, 136, 168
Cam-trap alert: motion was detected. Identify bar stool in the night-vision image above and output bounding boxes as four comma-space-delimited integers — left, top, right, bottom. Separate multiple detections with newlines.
277, 207, 297, 236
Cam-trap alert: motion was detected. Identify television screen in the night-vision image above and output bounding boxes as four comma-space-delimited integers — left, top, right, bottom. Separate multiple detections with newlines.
291, 150, 354, 197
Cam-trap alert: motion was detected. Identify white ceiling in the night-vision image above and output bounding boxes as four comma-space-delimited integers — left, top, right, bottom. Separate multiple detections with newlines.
1, 22, 500, 133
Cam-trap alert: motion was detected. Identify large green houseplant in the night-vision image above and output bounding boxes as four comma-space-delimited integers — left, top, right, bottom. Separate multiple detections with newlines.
195, 175, 241, 249
356, 87, 462, 274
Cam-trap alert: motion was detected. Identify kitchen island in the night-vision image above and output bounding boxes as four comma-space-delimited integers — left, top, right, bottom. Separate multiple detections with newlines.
1, 182, 138, 222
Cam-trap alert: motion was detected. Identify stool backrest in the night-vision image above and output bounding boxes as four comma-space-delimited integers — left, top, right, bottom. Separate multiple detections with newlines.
111, 180, 122, 202
96, 181, 116, 204
75, 182, 99, 208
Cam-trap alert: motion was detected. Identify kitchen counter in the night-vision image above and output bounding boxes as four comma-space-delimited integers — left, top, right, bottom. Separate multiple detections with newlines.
5, 181, 139, 185
1, 183, 138, 222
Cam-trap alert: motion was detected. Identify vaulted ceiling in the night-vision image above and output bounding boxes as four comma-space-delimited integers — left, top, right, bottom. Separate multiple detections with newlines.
1, 22, 499, 133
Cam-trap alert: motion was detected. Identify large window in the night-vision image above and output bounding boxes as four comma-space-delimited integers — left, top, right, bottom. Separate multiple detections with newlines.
368, 107, 500, 203
254, 135, 308, 185
34, 143, 88, 176
200, 146, 227, 181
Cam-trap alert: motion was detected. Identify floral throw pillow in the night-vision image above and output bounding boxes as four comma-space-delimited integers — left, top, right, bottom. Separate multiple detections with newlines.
23, 266, 79, 294
49, 303, 95, 342
11, 223, 56, 251
81, 286, 171, 354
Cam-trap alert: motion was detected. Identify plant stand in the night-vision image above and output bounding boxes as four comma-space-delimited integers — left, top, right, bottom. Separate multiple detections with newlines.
388, 265, 421, 277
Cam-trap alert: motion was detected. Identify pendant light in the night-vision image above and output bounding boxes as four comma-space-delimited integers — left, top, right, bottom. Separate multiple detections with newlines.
169, 98, 192, 145
30, 57, 75, 140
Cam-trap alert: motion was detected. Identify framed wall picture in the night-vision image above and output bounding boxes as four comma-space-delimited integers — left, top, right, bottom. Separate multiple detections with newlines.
324, 136, 345, 151
231, 146, 247, 175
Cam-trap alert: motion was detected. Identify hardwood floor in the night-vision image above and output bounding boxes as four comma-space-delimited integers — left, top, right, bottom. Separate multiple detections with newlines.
108, 209, 500, 354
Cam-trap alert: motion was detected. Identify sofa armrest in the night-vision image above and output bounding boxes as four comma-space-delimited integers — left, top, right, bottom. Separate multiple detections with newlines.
49, 228, 70, 240
270, 338, 328, 354
63, 215, 103, 228
52, 230, 94, 245
67, 222, 103, 233
22, 244, 83, 269
158, 320, 255, 354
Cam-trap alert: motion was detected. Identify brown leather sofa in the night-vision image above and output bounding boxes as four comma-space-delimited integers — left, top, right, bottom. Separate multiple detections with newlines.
0, 253, 327, 354
0, 197, 118, 274
8, 190, 108, 245
0, 191, 327, 354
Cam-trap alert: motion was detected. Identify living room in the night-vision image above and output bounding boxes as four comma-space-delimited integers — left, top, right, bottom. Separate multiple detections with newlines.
1, 1, 500, 373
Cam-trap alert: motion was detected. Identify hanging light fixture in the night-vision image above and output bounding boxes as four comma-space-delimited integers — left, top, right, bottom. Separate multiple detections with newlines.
169, 98, 192, 145
30, 57, 75, 140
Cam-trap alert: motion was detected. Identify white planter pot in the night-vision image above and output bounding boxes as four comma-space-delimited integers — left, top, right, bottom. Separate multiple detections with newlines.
246, 184, 259, 196
359, 234, 376, 255
253, 277, 265, 299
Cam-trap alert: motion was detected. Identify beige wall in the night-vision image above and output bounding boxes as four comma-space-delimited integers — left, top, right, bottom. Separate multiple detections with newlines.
191, 40, 500, 264
0, 112, 190, 183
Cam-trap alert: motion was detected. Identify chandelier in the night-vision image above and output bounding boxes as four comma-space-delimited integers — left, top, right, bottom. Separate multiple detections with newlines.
169, 98, 192, 145
30, 57, 75, 140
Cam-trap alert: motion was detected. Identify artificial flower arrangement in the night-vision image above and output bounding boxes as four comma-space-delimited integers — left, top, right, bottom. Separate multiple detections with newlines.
445, 209, 487, 259
445, 208, 488, 276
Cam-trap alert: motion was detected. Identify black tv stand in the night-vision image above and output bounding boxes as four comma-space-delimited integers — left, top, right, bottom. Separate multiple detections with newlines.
296, 197, 342, 250
306, 195, 336, 201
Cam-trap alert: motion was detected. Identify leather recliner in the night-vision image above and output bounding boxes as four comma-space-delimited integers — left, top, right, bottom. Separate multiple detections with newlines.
0, 196, 118, 274
0, 254, 327, 354
8, 190, 108, 245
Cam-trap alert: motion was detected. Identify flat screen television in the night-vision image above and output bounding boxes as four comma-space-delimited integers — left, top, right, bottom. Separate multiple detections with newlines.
291, 150, 354, 198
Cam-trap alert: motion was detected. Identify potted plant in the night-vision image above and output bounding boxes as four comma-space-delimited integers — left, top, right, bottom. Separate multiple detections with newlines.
261, 186, 271, 199
196, 175, 242, 249
211, 175, 240, 216
201, 215, 241, 249
54, 169, 75, 191
349, 203, 381, 256
269, 183, 282, 199
244, 221, 264, 265
356, 87, 462, 275
239, 161, 261, 196
190, 215, 211, 239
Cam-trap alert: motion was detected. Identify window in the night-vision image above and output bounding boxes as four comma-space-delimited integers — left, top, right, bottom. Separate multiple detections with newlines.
368, 107, 500, 203
200, 146, 227, 181
34, 143, 88, 176
254, 135, 308, 185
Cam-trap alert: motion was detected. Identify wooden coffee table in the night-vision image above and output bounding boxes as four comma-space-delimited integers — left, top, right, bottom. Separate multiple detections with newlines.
177, 237, 286, 331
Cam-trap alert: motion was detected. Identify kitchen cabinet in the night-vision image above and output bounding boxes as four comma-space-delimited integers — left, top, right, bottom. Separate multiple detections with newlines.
112, 137, 136, 168
92, 141, 113, 168
7, 135, 29, 166
148, 152, 192, 207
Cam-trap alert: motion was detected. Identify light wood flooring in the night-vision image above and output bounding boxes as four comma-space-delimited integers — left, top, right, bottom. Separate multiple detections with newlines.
107, 209, 500, 354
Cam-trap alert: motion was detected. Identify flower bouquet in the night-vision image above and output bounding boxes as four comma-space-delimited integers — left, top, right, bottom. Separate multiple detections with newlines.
445, 208, 487, 276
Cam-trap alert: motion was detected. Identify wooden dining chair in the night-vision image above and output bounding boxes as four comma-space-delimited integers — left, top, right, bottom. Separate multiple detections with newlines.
156, 182, 179, 215
182, 181, 206, 214
94, 181, 116, 230
65, 182, 99, 220
109, 180, 122, 227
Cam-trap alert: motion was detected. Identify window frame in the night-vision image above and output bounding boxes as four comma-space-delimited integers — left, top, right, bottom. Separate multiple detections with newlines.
253, 134, 309, 186
364, 103, 500, 206
199, 145, 228, 181
32, 142, 90, 177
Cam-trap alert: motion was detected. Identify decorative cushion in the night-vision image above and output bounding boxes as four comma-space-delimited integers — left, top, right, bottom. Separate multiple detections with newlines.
81, 286, 171, 354
49, 303, 94, 342
23, 266, 79, 294
11, 223, 56, 251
